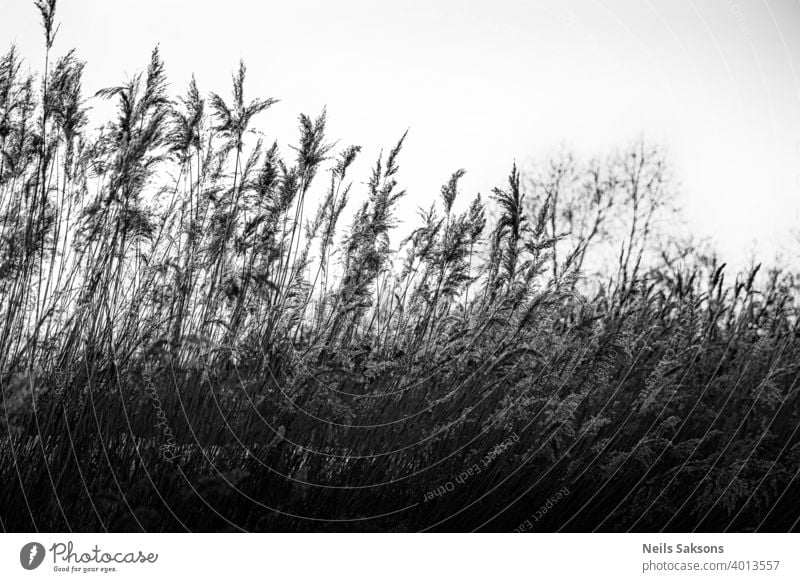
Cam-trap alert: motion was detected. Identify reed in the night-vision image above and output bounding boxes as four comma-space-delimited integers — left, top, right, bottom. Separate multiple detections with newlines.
0, 0, 798, 532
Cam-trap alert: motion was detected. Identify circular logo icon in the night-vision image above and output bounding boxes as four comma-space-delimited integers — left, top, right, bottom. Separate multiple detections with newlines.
20, 542, 46, 570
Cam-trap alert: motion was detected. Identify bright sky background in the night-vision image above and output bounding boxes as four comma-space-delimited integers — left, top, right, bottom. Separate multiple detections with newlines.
2, 0, 799, 266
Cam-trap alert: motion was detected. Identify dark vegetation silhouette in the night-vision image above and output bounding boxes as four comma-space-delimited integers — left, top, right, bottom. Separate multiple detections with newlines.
1, 1, 799, 532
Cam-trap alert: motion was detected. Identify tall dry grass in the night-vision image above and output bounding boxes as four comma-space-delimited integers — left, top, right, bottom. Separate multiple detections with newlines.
1, 0, 799, 532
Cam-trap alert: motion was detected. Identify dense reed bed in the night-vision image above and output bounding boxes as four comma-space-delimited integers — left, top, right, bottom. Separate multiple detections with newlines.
1, 0, 799, 531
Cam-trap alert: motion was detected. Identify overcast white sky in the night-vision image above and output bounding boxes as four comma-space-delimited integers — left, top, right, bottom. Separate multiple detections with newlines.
2, 0, 799, 264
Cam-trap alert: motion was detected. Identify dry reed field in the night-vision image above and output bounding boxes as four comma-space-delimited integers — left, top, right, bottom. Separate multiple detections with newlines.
1, 0, 799, 532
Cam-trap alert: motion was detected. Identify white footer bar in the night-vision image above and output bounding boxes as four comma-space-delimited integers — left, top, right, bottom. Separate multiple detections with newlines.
1, 533, 797, 581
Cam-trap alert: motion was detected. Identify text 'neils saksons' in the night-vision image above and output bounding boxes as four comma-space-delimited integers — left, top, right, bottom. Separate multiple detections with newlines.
643, 543, 724, 554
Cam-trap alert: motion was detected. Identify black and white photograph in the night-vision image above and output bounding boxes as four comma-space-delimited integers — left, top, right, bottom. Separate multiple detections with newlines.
0, 0, 799, 578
